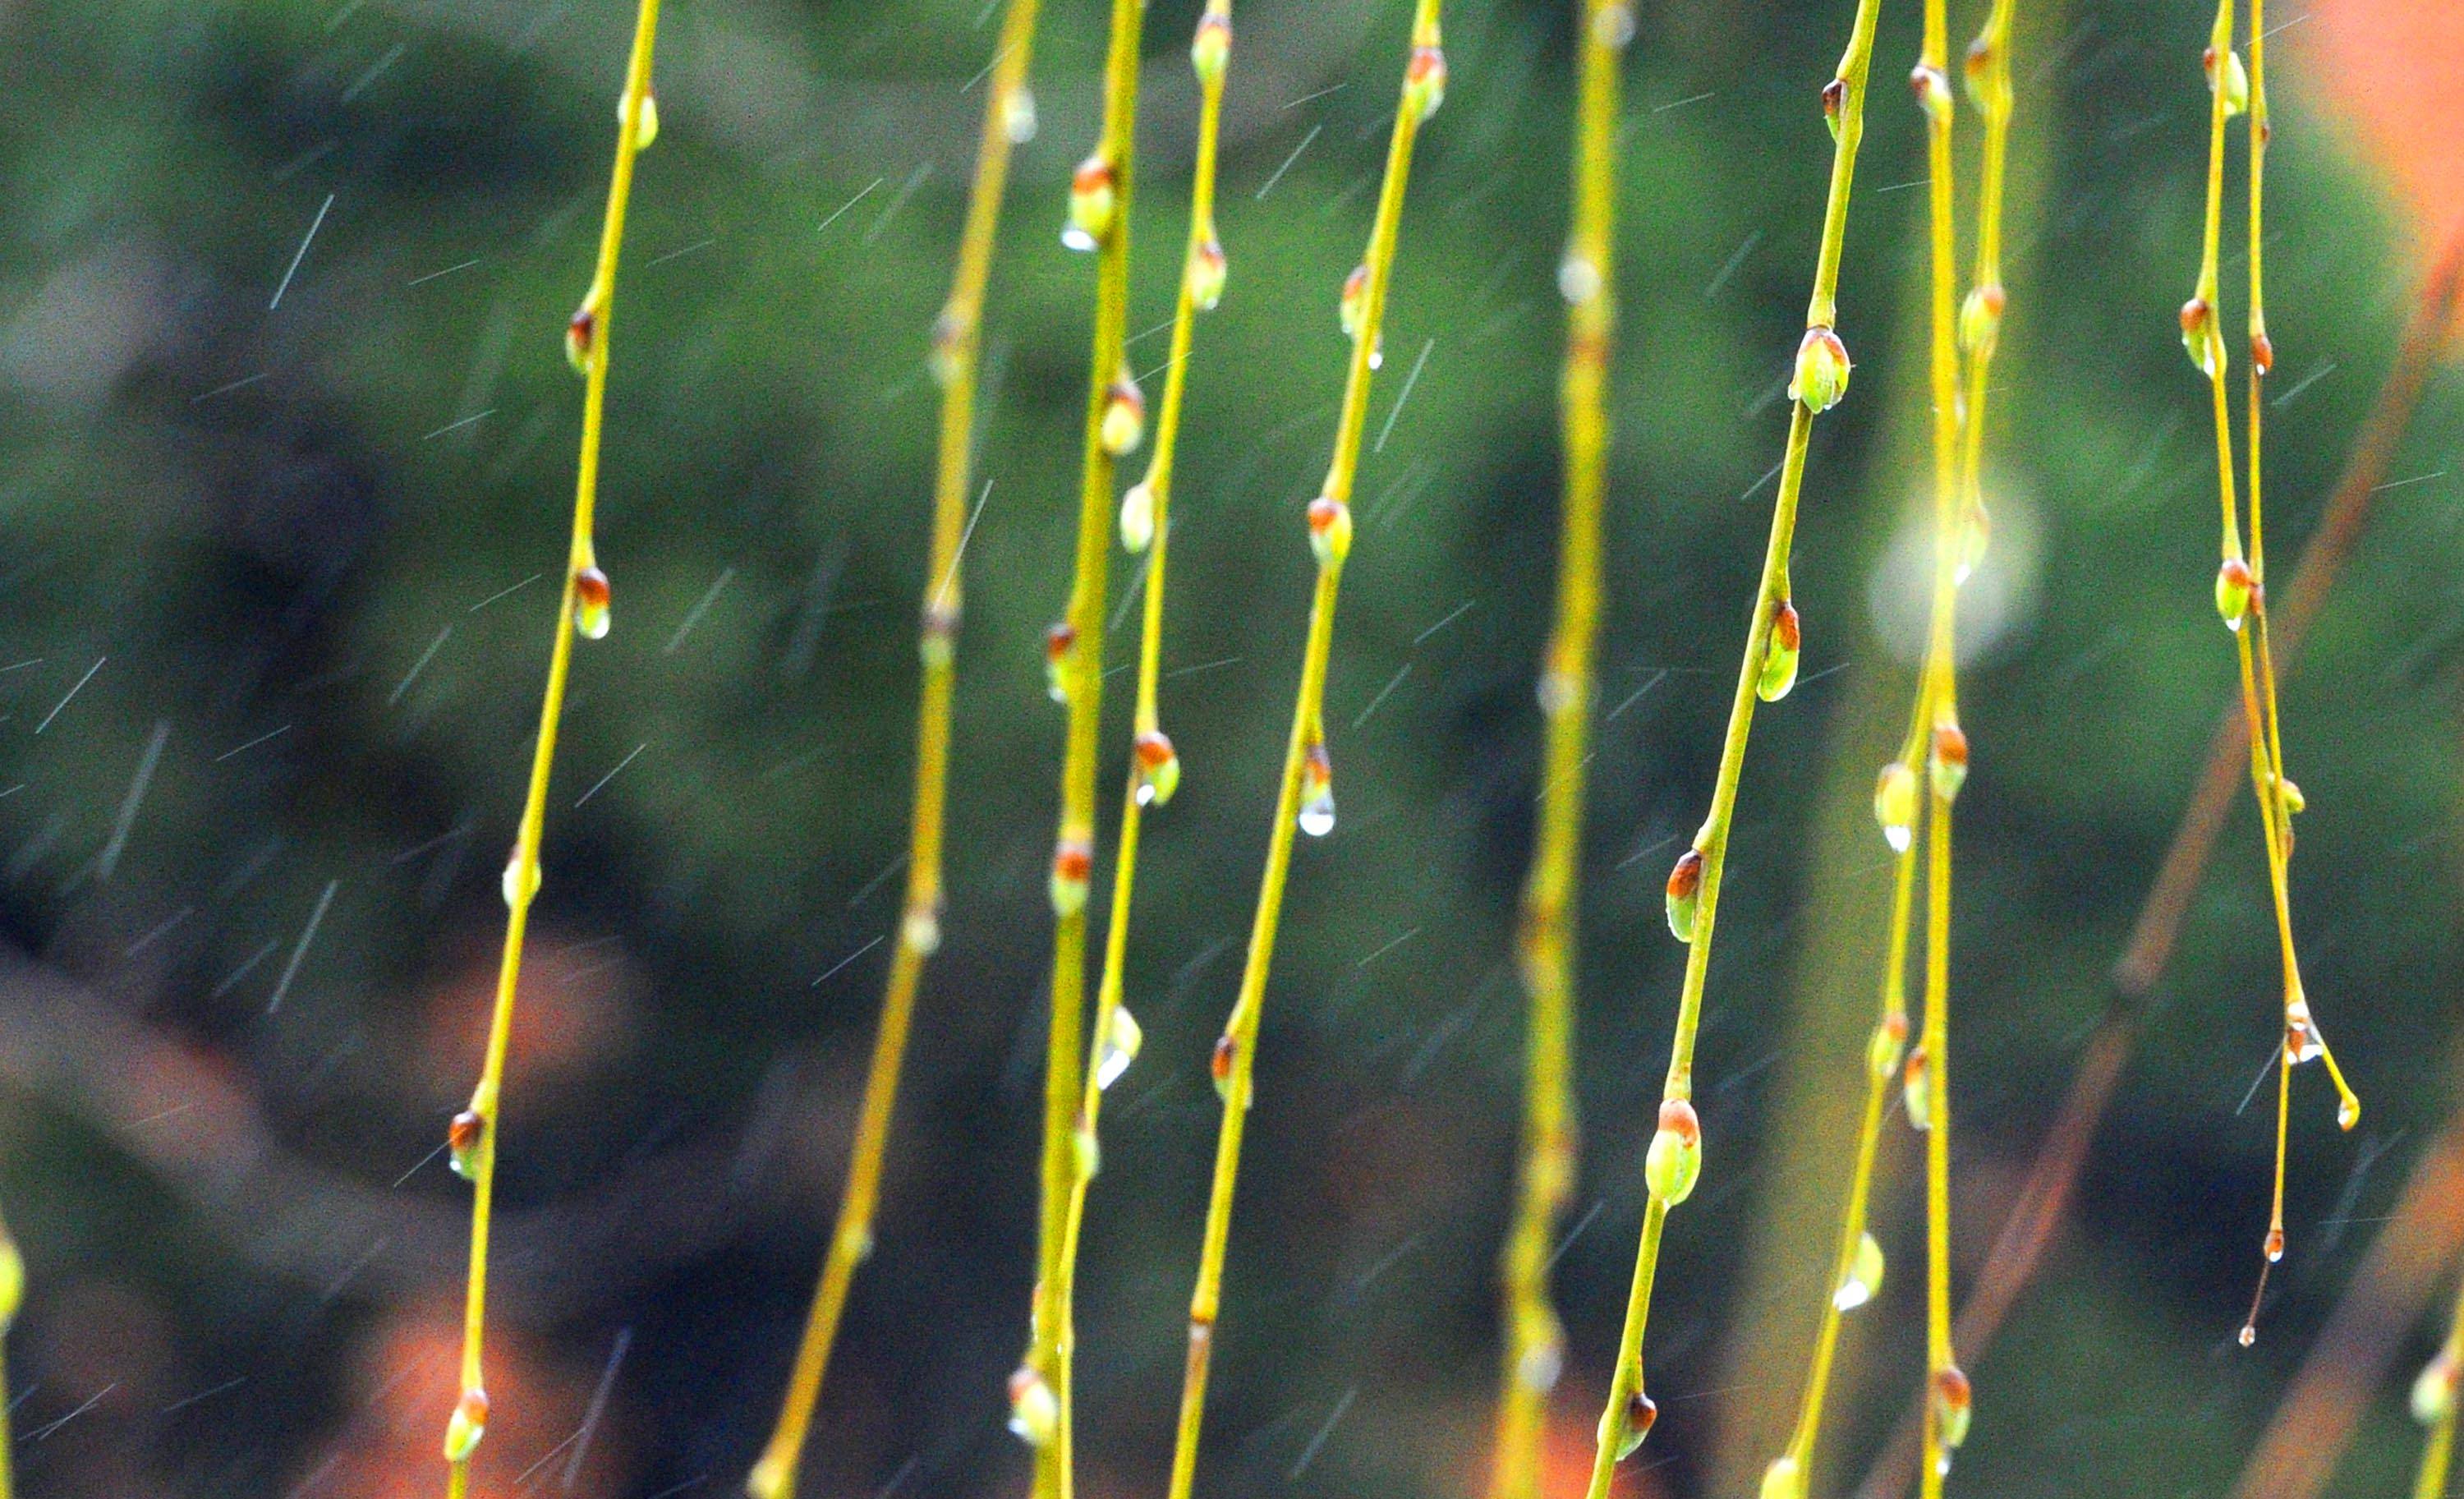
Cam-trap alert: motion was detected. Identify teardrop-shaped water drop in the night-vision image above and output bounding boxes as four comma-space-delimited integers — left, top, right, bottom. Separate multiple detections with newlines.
1096, 1005, 1143, 1091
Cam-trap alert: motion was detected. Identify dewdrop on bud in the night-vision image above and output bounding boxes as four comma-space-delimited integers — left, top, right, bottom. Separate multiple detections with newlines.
1340, 264, 1371, 340
1665, 847, 1704, 943
564, 293, 600, 375
444, 1387, 490, 1462
622, 90, 660, 150
2413, 1351, 2460, 1425
2205, 45, 2250, 117
1758, 598, 1801, 702
1096, 1005, 1144, 1091
1003, 86, 1038, 145
1790, 325, 1853, 413
1956, 498, 1992, 585
1558, 252, 1602, 306
2284, 996, 2324, 1064
1869, 1011, 1909, 1083
1960, 283, 2006, 356
1307, 496, 1354, 568
1835, 1230, 1887, 1311
1045, 622, 1076, 703
2215, 556, 2255, 629
448, 1109, 483, 1180
1065, 154, 1117, 251
1611, 1390, 1657, 1460
1905, 1045, 1933, 1131
1133, 730, 1181, 807
2339, 1094, 2361, 1131
501, 845, 540, 908
1593, 2, 1636, 49
1910, 64, 1952, 128
1190, 11, 1231, 85
1299, 740, 1336, 837
1874, 761, 1919, 852
573, 564, 612, 641
1211, 1033, 1243, 1105
1762, 1455, 1807, 1499
1644, 1098, 1702, 1206
1932, 1365, 1974, 1455
1821, 78, 1846, 141
2181, 296, 2226, 377
0, 1235, 22, 1331
1008, 1366, 1060, 1446
1049, 839, 1093, 917
1188, 236, 1230, 312
903, 903, 943, 955
1404, 44, 1448, 123
1930, 721, 1970, 802
1101, 374, 1146, 456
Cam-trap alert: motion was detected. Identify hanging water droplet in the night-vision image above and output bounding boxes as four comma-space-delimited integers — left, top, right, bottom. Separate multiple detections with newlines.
1834, 1230, 1886, 1310
1003, 86, 1038, 145
1557, 253, 1602, 306
1298, 740, 1335, 837
1874, 761, 1919, 852
2338, 1093, 2361, 1130
1119, 481, 1156, 554
1096, 1005, 1143, 1091
501, 846, 540, 908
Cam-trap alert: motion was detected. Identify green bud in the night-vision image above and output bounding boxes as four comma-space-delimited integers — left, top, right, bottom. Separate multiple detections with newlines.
1664, 847, 1704, 943
1757, 599, 1802, 702
2215, 556, 2254, 630
1789, 325, 1853, 413
1644, 1098, 1702, 1206
1874, 761, 1919, 853
1610, 1389, 1657, 1460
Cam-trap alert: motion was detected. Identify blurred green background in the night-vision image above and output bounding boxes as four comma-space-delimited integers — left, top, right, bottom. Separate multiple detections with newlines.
0, 0, 2457, 1495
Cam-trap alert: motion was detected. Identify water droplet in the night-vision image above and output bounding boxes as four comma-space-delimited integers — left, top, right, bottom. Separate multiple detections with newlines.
1096, 1005, 1143, 1091
1557, 254, 1602, 306
1003, 87, 1038, 145
1834, 1230, 1886, 1311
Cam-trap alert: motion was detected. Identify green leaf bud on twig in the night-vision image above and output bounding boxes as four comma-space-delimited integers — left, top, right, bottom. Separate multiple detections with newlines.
1644, 1097, 1702, 1206
1403, 44, 1447, 123
1308, 496, 1354, 569
2180, 296, 2226, 378
501, 842, 540, 909
1002, 85, 1037, 145
1211, 1033, 1240, 1105
1101, 370, 1147, 456
1096, 1005, 1143, 1091
1834, 1230, 1886, 1311
1188, 234, 1229, 312
573, 563, 612, 641
1929, 720, 1969, 802
1909, 63, 1952, 129
1299, 737, 1336, 837
1044, 622, 1076, 704
1664, 846, 1704, 942
1007, 1364, 1060, 1446
1133, 729, 1181, 807
1608, 1388, 1657, 1460
2214, 555, 2255, 629
448, 1109, 483, 1181
1904, 1043, 1932, 1131
444, 1386, 490, 1462
1048, 838, 1093, 917
1821, 78, 1846, 142
1119, 481, 1156, 553
2414, 1351, 2460, 1425
2250, 325, 2275, 377
1757, 597, 1802, 702
564, 295, 599, 375
1869, 1009, 1908, 1082
623, 90, 660, 150
1931, 1365, 1973, 1455
1189, 10, 1230, 85
1873, 761, 1919, 853
1065, 154, 1117, 252
2204, 45, 2250, 118
1959, 283, 2005, 357
1789, 325, 1853, 413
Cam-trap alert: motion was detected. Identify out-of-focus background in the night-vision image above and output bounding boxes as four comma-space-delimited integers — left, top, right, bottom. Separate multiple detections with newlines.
0, 0, 2458, 1495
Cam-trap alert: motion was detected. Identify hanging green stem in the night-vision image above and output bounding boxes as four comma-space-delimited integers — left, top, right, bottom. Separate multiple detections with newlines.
1580, 2, 1882, 1491
442, 3, 660, 1493
747, 4, 1043, 1494
1491, 5, 1625, 1497
1160, 10, 1446, 1499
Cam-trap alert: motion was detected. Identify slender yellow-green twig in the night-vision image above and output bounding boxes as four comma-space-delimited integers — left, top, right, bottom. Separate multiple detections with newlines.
2177, 0, 2360, 1350
1009, 1, 1147, 1494
1041, 4, 1234, 1496
1490, 7, 1625, 1498
1910, 0, 1973, 1493
0, 1207, 19, 1499
442, 2, 660, 1494
746, 5, 1043, 1496
2413, 1268, 2464, 1498
1159, 11, 1445, 1499
1579, 5, 1880, 1492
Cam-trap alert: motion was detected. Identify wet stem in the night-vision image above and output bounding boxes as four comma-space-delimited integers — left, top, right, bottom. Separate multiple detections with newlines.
1161, 7, 1443, 1499
745, 2, 1045, 1497
1577, 2, 1883, 1493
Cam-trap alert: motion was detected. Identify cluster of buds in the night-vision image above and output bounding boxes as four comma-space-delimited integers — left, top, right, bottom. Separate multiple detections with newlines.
443, 1386, 490, 1462
621, 90, 660, 151
1606, 1386, 1657, 1461
1048, 837, 1093, 917
1101, 370, 1147, 456
1133, 729, 1182, 807
1403, 43, 1448, 124
1643, 1097, 1702, 1206
1910, 62, 1953, 130
2204, 44, 2251, 118
565, 290, 601, 375
1307, 495, 1354, 568
1929, 719, 1970, 802
448, 1108, 484, 1180
1095, 1004, 1144, 1091
573, 559, 613, 641
1299, 738, 1336, 837
1790, 325, 1853, 413
1045, 621, 1076, 703
1664, 844, 1705, 943
1761, 1455, 1807, 1499
1065, 153, 1118, 252
1008, 1363, 1060, 1446
2180, 295, 2226, 378
1873, 760, 1919, 853
1757, 595, 1801, 702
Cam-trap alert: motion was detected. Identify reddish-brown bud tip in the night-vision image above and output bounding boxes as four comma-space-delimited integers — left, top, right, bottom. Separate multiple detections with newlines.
1211, 1033, 1236, 1083
1656, 1097, 1701, 1145
1665, 848, 1704, 902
